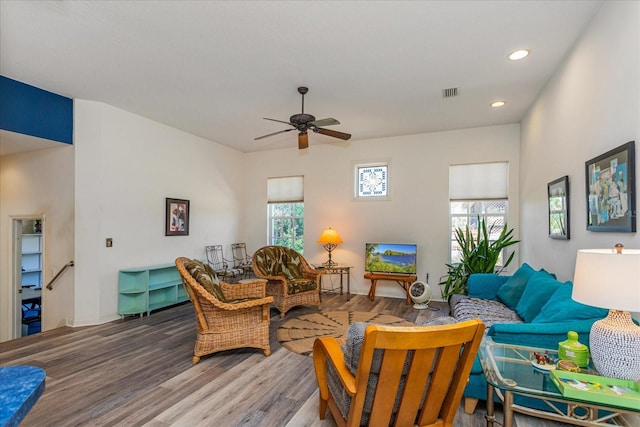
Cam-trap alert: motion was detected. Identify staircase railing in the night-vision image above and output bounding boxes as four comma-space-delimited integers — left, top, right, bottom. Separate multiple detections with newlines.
46, 260, 74, 290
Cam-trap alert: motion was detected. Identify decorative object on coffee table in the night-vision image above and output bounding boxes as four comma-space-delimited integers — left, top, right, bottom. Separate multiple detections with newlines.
317, 227, 342, 267
572, 245, 640, 381
558, 330, 589, 368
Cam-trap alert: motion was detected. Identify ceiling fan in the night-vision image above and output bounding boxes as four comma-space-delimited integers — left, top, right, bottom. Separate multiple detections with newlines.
255, 86, 351, 150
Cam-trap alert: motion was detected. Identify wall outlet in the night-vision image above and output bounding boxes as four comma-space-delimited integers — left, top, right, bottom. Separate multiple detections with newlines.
106, 238, 113, 247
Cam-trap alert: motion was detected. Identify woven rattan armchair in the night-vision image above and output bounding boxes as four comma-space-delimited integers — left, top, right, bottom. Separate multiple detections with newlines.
252, 245, 321, 317
313, 319, 485, 427
176, 257, 273, 364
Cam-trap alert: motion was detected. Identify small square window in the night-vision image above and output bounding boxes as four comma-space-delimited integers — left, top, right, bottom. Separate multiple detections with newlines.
355, 163, 389, 199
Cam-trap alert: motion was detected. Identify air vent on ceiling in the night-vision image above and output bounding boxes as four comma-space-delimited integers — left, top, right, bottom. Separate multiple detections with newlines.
442, 87, 459, 98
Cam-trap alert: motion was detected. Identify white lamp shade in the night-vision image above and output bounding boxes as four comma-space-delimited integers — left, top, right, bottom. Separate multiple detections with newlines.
572, 249, 640, 313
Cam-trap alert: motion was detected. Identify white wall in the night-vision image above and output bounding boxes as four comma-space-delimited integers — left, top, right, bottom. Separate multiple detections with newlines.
73, 100, 245, 326
520, 1, 640, 282
244, 124, 520, 300
0, 145, 75, 342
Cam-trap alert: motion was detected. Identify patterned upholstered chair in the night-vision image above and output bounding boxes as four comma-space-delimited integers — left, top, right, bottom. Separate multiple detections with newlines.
251, 245, 321, 317
313, 319, 485, 427
176, 257, 273, 363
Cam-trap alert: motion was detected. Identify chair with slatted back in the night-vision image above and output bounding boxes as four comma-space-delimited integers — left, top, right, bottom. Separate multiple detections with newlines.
231, 243, 253, 279
205, 245, 243, 283
313, 318, 485, 427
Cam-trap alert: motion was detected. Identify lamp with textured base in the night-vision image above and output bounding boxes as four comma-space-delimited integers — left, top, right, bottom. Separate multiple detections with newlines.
572, 246, 640, 381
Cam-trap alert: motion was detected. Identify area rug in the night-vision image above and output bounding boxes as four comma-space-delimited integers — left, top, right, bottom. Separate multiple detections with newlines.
277, 310, 414, 356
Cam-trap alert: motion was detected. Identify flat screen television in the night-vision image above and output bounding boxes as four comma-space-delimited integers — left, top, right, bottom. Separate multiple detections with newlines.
365, 243, 417, 274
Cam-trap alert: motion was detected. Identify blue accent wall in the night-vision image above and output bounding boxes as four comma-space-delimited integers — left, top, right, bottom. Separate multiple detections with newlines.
0, 76, 73, 144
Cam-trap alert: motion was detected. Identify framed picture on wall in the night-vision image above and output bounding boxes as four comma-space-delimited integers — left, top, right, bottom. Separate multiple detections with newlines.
548, 175, 570, 239
165, 198, 190, 236
585, 141, 636, 232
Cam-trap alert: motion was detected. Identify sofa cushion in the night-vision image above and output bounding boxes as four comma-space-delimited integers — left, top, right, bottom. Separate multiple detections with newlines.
418, 316, 459, 326
532, 283, 609, 323
467, 274, 509, 300
185, 260, 225, 302
515, 270, 563, 322
452, 296, 522, 330
497, 263, 536, 309
287, 278, 317, 294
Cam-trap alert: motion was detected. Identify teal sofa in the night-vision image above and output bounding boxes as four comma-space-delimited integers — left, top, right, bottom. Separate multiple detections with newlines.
449, 263, 609, 414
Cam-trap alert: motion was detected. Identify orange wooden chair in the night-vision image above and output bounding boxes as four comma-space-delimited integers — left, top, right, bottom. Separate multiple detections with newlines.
313, 319, 485, 427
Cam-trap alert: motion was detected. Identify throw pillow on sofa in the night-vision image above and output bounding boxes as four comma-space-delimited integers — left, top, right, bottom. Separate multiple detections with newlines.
515, 270, 564, 322
532, 283, 609, 323
496, 263, 536, 309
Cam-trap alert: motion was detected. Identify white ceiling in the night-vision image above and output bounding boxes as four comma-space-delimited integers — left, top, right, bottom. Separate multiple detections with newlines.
0, 1, 603, 154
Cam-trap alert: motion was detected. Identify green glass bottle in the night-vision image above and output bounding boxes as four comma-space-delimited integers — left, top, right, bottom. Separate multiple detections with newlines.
558, 331, 590, 368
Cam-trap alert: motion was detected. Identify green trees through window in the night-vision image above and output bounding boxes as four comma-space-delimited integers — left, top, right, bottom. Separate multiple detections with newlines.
269, 202, 304, 253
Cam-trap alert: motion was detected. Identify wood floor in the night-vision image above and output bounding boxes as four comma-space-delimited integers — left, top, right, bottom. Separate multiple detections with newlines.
1, 293, 571, 426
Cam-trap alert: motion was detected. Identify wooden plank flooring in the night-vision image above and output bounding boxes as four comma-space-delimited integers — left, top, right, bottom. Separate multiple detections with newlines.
1, 294, 571, 426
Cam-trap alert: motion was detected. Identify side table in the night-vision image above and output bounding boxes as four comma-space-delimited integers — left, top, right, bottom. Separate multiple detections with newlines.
364, 272, 417, 304
313, 265, 351, 301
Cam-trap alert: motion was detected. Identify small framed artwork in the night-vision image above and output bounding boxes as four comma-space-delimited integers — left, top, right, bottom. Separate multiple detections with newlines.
548, 175, 570, 239
165, 198, 190, 236
585, 141, 635, 232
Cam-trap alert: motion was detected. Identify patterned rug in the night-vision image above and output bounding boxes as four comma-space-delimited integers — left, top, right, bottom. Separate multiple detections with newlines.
277, 310, 414, 356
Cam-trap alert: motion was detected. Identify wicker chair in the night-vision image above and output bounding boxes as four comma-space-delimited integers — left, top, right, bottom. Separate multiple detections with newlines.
176, 257, 273, 364
313, 319, 485, 427
252, 245, 321, 317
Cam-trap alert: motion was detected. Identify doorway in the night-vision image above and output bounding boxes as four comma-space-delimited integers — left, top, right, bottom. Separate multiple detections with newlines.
12, 217, 44, 338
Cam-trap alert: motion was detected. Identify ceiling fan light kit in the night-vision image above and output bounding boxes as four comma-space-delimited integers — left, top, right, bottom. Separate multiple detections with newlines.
255, 86, 351, 150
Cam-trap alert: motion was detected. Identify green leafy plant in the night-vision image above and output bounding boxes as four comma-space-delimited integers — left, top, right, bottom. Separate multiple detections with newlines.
439, 217, 519, 300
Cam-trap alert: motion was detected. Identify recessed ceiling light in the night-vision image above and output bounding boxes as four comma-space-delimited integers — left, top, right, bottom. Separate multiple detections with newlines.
491, 100, 506, 108
508, 49, 530, 61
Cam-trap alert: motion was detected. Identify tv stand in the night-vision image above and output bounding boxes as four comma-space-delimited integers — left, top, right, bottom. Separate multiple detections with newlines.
364, 272, 417, 305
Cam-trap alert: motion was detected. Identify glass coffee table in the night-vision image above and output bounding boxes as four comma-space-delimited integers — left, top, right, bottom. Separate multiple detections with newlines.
479, 336, 639, 427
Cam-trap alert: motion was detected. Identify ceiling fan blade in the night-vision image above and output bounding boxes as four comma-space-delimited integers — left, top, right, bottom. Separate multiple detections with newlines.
298, 132, 309, 150
254, 128, 294, 140
263, 117, 294, 126
309, 118, 340, 127
315, 127, 352, 141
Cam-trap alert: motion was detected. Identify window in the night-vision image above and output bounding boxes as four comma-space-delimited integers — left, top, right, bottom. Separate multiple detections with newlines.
268, 203, 304, 253
267, 176, 304, 253
449, 201, 508, 264
448, 162, 509, 265
354, 162, 389, 199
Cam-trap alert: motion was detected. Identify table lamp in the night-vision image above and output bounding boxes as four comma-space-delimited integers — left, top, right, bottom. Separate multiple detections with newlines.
572, 245, 640, 381
317, 227, 342, 267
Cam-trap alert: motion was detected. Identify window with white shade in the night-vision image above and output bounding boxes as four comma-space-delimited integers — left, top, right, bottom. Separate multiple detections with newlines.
448, 162, 509, 265
267, 176, 304, 253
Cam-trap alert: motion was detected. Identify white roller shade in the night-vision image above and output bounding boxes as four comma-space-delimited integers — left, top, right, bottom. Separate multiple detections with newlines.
267, 176, 304, 203
449, 162, 508, 200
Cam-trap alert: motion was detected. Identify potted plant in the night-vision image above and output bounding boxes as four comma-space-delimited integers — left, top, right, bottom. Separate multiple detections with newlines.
440, 217, 519, 300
